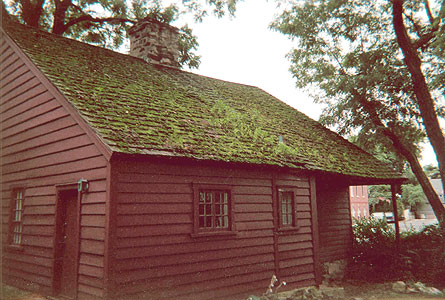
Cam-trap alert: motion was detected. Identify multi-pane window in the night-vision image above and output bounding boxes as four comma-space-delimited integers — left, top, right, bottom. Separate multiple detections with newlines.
279, 190, 294, 227
11, 189, 24, 245
199, 190, 229, 230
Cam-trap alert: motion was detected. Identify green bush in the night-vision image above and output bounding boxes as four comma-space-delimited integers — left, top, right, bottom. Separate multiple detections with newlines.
347, 218, 445, 286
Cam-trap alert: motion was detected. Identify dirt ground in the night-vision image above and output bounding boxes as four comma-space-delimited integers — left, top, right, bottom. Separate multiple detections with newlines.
2, 283, 444, 300
342, 282, 444, 299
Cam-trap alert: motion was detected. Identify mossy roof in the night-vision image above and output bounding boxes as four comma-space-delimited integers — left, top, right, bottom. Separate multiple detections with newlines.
3, 21, 403, 181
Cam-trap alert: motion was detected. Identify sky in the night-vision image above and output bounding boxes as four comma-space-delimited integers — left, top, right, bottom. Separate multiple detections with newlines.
169, 1, 439, 167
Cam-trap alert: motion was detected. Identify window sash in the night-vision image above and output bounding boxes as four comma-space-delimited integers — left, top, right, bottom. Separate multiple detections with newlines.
198, 190, 230, 230
278, 190, 295, 227
10, 189, 25, 245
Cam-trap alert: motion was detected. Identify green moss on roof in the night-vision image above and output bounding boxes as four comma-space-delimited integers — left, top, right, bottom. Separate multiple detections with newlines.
3, 21, 402, 180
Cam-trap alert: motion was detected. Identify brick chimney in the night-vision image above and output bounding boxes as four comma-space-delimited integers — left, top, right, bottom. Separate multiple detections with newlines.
128, 18, 180, 68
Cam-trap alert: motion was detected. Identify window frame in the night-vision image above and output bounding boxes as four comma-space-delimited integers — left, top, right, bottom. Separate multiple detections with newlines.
192, 184, 236, 237
9, 188, 25, 248
277, 187, 299, 231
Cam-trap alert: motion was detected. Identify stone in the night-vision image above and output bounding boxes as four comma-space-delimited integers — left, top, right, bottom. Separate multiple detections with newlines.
392, 281, 406, 293
319, 285, 345, 299
406, 287, 419, 294
418, 286, 443, 297
413, 282, 426, 290
289, 287, 325, 300
322, 260, 346, 283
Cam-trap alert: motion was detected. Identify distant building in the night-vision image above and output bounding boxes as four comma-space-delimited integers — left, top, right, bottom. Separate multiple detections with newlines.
350, 186, 369, 219
415, 179, 444, 219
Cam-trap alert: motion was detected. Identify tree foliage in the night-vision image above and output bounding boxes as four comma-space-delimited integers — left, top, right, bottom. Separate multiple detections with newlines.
271, 0, 445, 224
3, 0, 241, 69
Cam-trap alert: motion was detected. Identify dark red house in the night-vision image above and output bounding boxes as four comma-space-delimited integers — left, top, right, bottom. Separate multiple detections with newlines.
1, 18, 404, 300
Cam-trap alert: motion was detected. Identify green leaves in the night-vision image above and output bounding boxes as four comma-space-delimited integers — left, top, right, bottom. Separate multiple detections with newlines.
4, 0, 243, 70
271, 0, 443, 170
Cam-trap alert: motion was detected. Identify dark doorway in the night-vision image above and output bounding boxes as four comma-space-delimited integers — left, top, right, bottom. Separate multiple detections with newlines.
54, 189, 79, 299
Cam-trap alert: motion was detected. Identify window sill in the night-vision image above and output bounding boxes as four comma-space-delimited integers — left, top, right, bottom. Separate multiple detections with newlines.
277, 226, 300, 235
7, 245, 24, 252
191, 231, 237, 239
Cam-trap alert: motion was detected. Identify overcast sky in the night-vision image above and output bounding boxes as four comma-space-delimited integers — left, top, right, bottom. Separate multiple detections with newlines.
171, 1, 438, 167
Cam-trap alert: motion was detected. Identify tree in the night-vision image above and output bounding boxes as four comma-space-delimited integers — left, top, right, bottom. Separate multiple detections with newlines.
271, 0, 445, 225
3, 0, 241, 69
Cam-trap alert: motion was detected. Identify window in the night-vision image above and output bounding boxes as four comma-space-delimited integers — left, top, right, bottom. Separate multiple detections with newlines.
199, 190, 229, 229
278, 189, 297, 228
10, 189, 25, 246
193, 184, 234, 236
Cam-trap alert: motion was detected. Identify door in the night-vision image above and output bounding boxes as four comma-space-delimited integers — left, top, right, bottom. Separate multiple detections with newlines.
54, 189, 79, 299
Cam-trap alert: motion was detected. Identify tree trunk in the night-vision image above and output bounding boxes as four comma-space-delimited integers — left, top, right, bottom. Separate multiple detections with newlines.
52, 0, 72, 35
20, 0, 45, 27
392, 0, 445, 225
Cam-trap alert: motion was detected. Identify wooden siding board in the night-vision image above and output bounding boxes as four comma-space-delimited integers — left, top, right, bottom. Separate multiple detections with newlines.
2, 76, 41, 106
1, 66, 32, 95
316, 178, 353, 263
2, 134, 94, 165
2, 87, 50, 122
2, 106, 70, 139
2, 116, 77, 149
1, 35, 108, 299
110, 159, 315, 300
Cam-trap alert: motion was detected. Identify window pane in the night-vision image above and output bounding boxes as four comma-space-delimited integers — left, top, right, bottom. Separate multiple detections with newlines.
206, 192, 212, 203
199, 216, 204, 228
205, 216, 212, 228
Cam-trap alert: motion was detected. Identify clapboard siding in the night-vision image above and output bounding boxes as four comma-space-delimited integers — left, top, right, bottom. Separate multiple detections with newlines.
111, 158, 315, 300
1, 37, 108, 300
316, 178, 352, 263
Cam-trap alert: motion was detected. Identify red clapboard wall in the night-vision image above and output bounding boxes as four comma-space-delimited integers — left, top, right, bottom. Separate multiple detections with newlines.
108, 158, 317, 300
1, 33, 109, 300
316, 179, 352, 263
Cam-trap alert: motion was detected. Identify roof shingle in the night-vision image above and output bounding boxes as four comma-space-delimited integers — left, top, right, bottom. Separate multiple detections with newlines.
3, 21, 403, 181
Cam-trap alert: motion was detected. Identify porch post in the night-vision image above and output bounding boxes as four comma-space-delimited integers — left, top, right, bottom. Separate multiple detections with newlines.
391, 184, 400, 250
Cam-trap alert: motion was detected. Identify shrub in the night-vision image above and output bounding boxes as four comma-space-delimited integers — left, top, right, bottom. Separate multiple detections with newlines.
347, 218, 445, 286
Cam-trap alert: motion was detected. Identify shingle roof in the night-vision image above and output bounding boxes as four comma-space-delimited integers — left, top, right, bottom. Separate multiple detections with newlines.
3, 21, 403, 181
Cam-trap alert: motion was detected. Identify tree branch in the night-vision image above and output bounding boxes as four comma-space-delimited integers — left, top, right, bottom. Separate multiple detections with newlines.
404, 0, 444, 50
403, 11, 423, 39
412, 30, 436, 49
423, 0, 435, 25
63, 15, 135, 31
392, 0, 445, 225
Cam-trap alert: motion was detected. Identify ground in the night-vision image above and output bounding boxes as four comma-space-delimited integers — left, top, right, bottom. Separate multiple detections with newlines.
342, 282, 443, 299
396, 219, 438, 232
2, 283, 444, 300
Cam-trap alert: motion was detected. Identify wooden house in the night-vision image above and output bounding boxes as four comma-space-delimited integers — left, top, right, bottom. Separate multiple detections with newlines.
1, 19, 404, 300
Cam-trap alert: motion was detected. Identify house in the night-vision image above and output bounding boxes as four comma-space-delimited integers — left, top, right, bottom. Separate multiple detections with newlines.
1, 18, 405, 300
415, 178, 444, 219
349, 186, 369, 219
